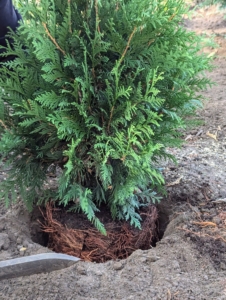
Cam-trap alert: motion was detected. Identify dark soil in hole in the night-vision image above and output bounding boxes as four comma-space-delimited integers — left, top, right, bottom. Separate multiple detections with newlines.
30, 206, 49, 247
30, 202, 166, 263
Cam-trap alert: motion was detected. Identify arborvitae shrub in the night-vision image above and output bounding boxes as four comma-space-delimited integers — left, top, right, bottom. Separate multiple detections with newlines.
0, 0, 211, 234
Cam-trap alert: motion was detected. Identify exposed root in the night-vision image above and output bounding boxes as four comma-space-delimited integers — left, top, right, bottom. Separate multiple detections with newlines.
40, 203, 158, 262
192, 221, 217, 227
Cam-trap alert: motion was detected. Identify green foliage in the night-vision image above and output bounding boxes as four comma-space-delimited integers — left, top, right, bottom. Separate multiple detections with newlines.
0, 0, 212, 234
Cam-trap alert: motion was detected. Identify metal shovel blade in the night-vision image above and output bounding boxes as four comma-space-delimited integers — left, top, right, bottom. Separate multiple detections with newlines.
0, 253, 80, 280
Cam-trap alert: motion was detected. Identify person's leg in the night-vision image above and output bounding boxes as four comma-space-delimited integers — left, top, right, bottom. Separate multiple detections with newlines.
0, 0, 22, 47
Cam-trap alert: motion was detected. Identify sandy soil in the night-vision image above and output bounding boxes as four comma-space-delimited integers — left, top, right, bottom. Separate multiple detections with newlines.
1, 3, 226, 300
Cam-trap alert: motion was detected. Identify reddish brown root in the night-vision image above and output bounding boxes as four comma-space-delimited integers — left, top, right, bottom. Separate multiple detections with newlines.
41, 203, 158, 263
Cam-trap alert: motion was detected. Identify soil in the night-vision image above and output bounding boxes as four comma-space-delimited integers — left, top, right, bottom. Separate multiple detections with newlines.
1, 3, 226, 299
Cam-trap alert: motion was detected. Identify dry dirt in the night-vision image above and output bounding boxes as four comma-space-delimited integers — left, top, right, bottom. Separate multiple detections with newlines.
1, 3, 226, 300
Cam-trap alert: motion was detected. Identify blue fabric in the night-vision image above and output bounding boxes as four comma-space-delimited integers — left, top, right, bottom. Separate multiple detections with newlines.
0, 0, 22, 46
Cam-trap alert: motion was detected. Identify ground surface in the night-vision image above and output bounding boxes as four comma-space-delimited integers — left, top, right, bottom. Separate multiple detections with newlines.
1, 3, 226, 299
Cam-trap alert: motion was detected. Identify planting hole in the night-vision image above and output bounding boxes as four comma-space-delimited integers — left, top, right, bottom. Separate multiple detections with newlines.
29, 203, 170, 262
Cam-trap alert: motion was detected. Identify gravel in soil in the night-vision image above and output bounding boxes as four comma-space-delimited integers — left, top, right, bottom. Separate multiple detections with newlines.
1, 4, 226, 300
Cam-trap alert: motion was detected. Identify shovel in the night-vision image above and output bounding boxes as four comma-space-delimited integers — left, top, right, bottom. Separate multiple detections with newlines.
0, 253, 80, 280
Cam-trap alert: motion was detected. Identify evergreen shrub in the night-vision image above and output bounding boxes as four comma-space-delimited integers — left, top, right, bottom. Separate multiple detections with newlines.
0, 0, 211, 234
